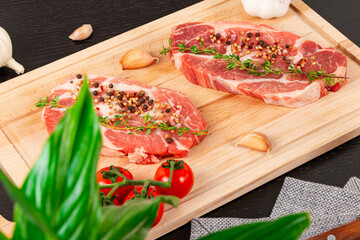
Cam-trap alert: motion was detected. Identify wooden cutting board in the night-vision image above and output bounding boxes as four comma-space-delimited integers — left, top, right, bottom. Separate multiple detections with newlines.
0, 0, 359, 239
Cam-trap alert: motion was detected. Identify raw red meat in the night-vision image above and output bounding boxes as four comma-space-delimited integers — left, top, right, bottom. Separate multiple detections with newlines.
42, 74, 207, 164
170, 21, 347, 107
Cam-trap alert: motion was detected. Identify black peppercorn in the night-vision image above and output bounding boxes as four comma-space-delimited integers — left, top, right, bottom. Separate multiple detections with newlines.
226, 40, 231, 45
120, 102, 125, 107
143, 104, 148, 110
255, 32, 260, 37
127, 105, 134, 111
99, 97, 105, 102
166, 138, 174, 144
248, 45, 253, 49
76, 74, 82, 79
117, 95, 122, 100
138, 93, 144, 98
120, 91, 125, 96
109, 83, 113, 88
272, 53, 277, 58
94, 82, 99, 88
70, 80, 73, 84
145, 96, 150, 100
286, 43, 290, 48
247, 32, 252, 37
93, 91, 98, 96
165, 108, 170, 113
282, 56, 287, 60
264, 43, 269, 48
108, 91, 113, 96
148, 99, 154, 105
215, 33, 221, 39
259, 40, 264, 46
140, 98, 145, 103
286, 59, 291, 64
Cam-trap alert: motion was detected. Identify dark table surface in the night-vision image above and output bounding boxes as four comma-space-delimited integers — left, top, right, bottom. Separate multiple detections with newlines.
1, 0, 359, 239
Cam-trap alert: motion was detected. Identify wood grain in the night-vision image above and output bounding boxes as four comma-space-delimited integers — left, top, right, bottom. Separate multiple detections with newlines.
308, 219, 360, 240
0, 0, 359, 239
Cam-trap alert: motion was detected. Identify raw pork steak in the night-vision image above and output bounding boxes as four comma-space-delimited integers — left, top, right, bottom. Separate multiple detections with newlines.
170, 21, 347, 107
42, 74, 207, 164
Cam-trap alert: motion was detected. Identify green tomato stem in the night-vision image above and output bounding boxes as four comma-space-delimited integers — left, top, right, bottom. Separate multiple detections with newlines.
101, 160, 176, 199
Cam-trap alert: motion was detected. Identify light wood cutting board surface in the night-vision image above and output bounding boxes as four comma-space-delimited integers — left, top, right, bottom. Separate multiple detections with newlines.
0, 0, 360, 239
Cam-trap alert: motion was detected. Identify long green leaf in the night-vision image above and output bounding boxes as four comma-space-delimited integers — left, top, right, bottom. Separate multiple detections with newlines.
98, 196, 179, 240
0, 229, 9, 240
11, 80, 102, 240
0, 170, 58, 240
199, 212, 310, 240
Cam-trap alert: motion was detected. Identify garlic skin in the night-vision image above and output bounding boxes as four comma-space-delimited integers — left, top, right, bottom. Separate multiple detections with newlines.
120, 49, 159, 70
0, 27, 25, 74
242, 0, 291, 19
69, 24, 93, 41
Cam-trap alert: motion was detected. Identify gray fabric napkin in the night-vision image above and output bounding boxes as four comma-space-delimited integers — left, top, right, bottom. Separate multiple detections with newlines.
190, 177, 360, 240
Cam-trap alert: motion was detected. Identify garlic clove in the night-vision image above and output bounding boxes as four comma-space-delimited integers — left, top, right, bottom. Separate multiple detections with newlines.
242, 0, 290, 19
236, 131, 272, 153
69, 24, 93, 41
6, 58, 24, 74
120, 49, 159, 70
0, 27, 25, 74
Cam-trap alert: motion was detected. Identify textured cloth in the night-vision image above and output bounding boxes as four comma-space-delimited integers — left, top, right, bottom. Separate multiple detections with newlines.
190, 177, 360, 240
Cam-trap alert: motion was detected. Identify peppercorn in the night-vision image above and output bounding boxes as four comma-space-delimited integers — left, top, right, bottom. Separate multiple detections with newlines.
148, 99, 154, 105
138, 93, 144, 98
226, 40, 231, 45
93, 91, 98, 96
165, 108, 170, 113
76, 74, 82, 79
272, 53, 277, 58
248, 45, 253, 49
120, 91, 125, 96
286, 43, 290, 48
247, 32, 252, 37
120, 102, 125, 107
145, 96, 150, 100
140, 98, 145, 103
127, 105, 134, 111
166, 138, 174, 144
255, 32, 260, 37
143, 104, 148, 110
215, 33, 221, 39
70, 80, 73, 84
117, 95, 122, 100
94, 82, 99, 88
108, 91, 113, 96
264, 43, 269, 48
259, 40, 264, 46
109, 83, 113, 88
286, 59, 291, 64
99, 97, 105, 102
282, 56, 287, 60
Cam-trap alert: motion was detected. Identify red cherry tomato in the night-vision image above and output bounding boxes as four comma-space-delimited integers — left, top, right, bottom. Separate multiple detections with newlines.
96, 166, 134, 205
154, 160, 194, 199
124, 187, 164, 227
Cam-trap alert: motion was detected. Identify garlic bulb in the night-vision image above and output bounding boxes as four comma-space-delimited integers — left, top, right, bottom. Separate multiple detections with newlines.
0, 27, 24, 74
242, 0, 291, 19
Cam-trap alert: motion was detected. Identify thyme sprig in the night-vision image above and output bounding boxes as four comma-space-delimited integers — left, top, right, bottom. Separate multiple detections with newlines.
160, 39, 348, 86
36, 98, 208, 137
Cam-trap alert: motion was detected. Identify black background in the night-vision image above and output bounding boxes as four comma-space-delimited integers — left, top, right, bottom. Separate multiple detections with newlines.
0, 1, 359, 239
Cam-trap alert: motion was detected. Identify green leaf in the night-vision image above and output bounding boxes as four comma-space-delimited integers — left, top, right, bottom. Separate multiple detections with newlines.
146, 128, 152, 135
0, 170, 59, 240
12, 80, 102, 240
0, 231, 9, 240
199, 212, 310, 240
98, 196, 179, 240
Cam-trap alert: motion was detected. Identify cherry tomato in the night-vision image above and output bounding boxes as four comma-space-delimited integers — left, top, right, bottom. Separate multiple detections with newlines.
154, 160, 194, 199
96, 166, 134, 205
124, 187, 164, 227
